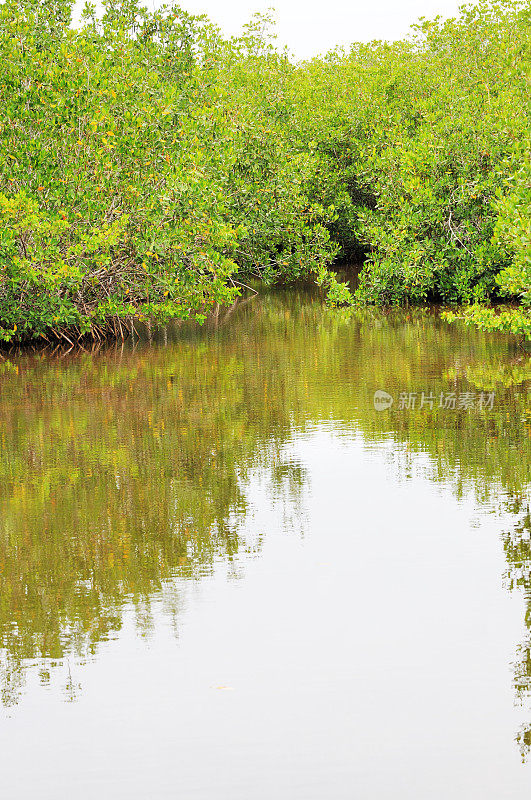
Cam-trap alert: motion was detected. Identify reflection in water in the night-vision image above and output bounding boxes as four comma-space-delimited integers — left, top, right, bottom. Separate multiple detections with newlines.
0, 289, 530, 762
503, 499, 531, 759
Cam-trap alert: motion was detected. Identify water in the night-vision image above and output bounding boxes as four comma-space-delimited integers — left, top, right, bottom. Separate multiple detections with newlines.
0, 289, 530, 798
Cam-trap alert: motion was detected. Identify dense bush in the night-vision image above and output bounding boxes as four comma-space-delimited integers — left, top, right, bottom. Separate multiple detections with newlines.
291, 1, 530, 317
0, 0, 529, 341
0, 0, 344, 343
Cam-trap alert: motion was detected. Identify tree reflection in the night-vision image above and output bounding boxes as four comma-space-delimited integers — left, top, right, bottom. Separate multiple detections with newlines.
502, 499, 531, 759
0, 290, 529, 741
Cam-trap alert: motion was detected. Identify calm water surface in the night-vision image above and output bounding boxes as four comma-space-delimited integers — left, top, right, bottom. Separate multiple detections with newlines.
0, 290, 530, 798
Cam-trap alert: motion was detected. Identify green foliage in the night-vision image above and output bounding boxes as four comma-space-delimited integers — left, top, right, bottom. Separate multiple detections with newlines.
0, 0, 345, 342
290, 0, 530, 329
444, 145, 531, 336
0, 0, 529, 340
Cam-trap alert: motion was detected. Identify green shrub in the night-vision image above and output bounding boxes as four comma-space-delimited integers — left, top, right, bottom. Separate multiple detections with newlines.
290, 0, 530, 331
0, 0, 345, 343
0, 0, 529, 341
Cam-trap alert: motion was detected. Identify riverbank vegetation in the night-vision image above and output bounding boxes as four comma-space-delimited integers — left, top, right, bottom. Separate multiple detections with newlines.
0, 0, 529, 343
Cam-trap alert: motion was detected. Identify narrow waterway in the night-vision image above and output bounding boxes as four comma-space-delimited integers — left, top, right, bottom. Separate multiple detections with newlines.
0, 289, 530, 798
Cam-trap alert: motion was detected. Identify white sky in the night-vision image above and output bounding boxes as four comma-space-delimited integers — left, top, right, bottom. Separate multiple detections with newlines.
75, 0, 470, 60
